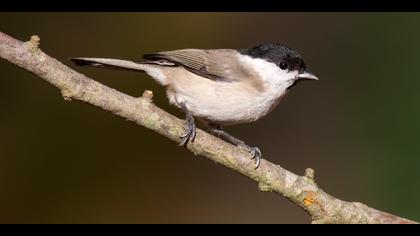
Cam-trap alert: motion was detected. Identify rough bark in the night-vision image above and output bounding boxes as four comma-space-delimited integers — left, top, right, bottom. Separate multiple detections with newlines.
0, 32, 417, 224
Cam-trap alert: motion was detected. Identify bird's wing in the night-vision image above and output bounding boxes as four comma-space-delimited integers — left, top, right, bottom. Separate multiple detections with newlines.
142, 49, 249, 82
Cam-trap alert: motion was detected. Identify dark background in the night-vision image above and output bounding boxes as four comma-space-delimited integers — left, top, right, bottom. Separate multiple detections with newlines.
0, 13, 419, 223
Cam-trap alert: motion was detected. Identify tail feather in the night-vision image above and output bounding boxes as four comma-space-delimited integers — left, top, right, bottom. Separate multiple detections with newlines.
69, 58, 148, 72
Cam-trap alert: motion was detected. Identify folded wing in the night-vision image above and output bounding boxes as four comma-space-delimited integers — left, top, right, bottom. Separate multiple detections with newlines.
143, 49, 249, 82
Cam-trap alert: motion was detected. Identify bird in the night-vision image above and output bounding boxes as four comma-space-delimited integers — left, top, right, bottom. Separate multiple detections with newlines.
70, 43, 319, 169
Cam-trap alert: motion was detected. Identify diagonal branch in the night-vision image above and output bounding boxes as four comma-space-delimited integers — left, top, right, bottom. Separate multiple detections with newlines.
0, 31, 417, 224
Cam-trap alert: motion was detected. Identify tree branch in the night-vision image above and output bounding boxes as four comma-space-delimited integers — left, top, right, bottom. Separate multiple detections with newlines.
0, 31, 417, 224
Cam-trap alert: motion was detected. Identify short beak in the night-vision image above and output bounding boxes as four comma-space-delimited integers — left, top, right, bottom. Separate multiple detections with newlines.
296, 70, 319, 81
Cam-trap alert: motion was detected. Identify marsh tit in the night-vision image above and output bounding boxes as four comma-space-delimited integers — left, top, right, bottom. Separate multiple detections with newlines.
70, 43, 319, 168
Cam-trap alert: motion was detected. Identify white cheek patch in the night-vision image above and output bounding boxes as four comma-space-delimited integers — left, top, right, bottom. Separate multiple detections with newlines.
238, 54, 293, 90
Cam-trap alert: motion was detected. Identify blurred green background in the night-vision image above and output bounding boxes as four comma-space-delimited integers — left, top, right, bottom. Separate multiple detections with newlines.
0, 13, 419, 223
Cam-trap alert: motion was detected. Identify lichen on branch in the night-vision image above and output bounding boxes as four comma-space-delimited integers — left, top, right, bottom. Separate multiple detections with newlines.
0, 31, 417, 224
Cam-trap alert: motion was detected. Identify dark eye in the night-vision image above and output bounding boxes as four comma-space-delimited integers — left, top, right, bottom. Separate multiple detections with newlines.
279, 61, 288, 70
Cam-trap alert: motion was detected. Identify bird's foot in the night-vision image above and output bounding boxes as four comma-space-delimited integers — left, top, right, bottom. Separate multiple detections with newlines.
178, 102, 196, 147
238, 144, 261, 169
179, 119, 196, 147
207, 124, 261, 169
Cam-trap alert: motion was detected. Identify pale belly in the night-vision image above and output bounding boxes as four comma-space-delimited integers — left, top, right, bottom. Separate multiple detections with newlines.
166, 79, 286, 125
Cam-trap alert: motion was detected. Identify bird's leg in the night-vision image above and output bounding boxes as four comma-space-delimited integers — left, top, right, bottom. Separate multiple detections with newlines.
208, 124, 261, 169
179, 102, 196, 147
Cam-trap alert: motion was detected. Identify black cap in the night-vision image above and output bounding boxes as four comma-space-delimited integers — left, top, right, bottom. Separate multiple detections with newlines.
239, 43, 306, 73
